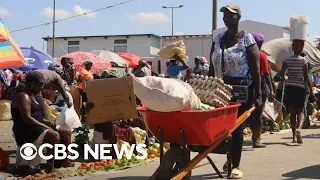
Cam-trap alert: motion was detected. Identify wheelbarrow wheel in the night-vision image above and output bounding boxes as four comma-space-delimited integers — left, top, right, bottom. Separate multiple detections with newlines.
156, 146, 191, 180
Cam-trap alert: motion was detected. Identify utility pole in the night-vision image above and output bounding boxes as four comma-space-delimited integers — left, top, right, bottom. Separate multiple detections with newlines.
162, 5, 184, 37
212, 0, 217, 42
52, 0, 56, 57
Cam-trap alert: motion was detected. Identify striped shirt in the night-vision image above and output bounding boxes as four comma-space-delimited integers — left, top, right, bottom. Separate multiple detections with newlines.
284, 55, 307, 88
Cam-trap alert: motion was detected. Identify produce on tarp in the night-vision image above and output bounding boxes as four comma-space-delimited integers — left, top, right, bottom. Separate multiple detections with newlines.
188, 74, 233, 108
147, 143, 170, 159
17, 170, 59, 180
117, 140, 132, 160
131, 127, 147, 144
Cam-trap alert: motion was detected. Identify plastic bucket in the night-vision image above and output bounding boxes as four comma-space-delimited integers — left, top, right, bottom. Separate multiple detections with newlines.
290, 16, 309, 41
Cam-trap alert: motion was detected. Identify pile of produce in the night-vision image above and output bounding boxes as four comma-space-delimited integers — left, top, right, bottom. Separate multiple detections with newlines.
147, 142, 170, 159
157, 40, 188, 61
117, 140, 132, 160
188, 74, 233, 108
60, 158, 146, 178
0, 100, 12, 121
18, 170, 60, 180
312, 109, 320, 121
131, 127, 147, 144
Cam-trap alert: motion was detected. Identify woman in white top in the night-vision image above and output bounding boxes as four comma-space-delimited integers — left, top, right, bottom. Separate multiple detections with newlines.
209, 4, 262, 179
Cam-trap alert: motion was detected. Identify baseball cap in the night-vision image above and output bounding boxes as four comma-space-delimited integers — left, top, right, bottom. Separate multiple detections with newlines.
83, 60, 93, 65
26, 71, 50, 84
220, 4, 242, 16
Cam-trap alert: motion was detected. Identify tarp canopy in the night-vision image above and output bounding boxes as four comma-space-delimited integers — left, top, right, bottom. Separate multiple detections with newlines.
262, 37, 320, 72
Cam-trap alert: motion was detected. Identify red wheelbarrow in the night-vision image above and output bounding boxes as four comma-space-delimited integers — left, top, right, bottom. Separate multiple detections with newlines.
137, 103, 256, 180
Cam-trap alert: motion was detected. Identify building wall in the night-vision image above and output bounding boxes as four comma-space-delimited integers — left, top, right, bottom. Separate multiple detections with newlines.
161, 36, 212, 73
45, 35, 161, 58
213, 20, 287, 43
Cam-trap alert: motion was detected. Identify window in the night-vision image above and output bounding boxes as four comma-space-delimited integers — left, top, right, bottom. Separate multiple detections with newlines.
68, 40, 80, 53
68, 41, 80, 45
68, 46, 80, 53
114, 45, 127, 53
114, 39, 127, 44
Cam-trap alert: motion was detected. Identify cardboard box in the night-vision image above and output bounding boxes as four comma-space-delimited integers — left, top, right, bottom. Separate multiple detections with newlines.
69, 86, 81, 118
84, 76, 138, 125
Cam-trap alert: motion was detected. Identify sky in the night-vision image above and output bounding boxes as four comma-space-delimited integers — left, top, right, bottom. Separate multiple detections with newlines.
1, 0, 319, 51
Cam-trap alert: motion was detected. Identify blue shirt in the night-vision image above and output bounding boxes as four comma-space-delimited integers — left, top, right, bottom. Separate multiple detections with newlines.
167, 65, 184, 80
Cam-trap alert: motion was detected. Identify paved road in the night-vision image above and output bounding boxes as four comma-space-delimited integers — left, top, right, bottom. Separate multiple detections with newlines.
88, 128, 320, 180
1, 121, 320, 180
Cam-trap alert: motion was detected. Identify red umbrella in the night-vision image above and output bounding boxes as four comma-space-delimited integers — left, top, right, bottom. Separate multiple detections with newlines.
117, 52, 141, 68
56, 51, 111, 74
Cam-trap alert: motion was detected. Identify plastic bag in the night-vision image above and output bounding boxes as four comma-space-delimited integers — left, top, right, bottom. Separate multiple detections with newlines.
262, 100, 282, 121
56, 106, 81, 130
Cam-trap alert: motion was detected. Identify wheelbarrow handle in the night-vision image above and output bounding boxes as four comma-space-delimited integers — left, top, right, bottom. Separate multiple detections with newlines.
171, 105, 256, 180
228, 105, 256, 136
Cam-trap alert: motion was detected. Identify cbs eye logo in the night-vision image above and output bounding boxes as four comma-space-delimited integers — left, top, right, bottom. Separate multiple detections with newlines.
20, 143, 38, 161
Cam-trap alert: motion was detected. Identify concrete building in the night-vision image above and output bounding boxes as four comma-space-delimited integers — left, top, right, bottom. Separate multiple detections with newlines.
213, 20, 290, 43
43, 34, 161, 58
160, 20, 289, 73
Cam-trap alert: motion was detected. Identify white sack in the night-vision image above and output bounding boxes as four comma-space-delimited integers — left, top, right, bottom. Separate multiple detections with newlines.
133, 76, 201, 112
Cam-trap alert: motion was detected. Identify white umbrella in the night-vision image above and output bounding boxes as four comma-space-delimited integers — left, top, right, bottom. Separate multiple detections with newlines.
90, 49, 128, 67
262, 37, 320, 72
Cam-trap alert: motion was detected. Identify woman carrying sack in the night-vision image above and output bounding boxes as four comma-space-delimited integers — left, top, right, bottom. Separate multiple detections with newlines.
209, 4, 262, 179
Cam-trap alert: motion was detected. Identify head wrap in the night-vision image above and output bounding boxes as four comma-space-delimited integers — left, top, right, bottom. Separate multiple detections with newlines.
83, 60, 93, 65
252, 32, 265, 47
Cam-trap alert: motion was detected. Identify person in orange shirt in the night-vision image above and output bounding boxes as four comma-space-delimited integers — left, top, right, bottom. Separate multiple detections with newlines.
78, 60, 94, 119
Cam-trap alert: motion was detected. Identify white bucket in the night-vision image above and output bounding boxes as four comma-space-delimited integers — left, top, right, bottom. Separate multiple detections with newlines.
290, 15, 309, 41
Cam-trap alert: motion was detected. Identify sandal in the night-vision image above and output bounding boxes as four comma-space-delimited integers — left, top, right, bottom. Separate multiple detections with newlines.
296, 131, 303, 144
228, 168, 244, 179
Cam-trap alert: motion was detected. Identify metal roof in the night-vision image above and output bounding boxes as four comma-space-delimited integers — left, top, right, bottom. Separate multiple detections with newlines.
42, 34, 161, 40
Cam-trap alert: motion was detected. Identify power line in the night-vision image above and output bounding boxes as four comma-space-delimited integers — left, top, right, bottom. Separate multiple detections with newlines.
10, 0, 136, 33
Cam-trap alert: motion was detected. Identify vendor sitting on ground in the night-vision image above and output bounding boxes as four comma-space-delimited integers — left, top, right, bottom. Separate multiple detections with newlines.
12, 70, 74, 169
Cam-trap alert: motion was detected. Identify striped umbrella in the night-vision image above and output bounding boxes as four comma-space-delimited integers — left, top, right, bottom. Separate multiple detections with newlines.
0, 20, 25, 68
56, 51, 111, 74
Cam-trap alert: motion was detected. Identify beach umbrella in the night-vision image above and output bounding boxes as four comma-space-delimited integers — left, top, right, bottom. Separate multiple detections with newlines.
56, 51, 111, 74
117, 52, 141, 68
262, 37, 320, 72
0, 20, 25, 68
90, 50, 128, 67
19, 47, 59, 71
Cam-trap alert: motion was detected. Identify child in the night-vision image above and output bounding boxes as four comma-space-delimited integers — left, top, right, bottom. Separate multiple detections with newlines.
280, 39, 315, 144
